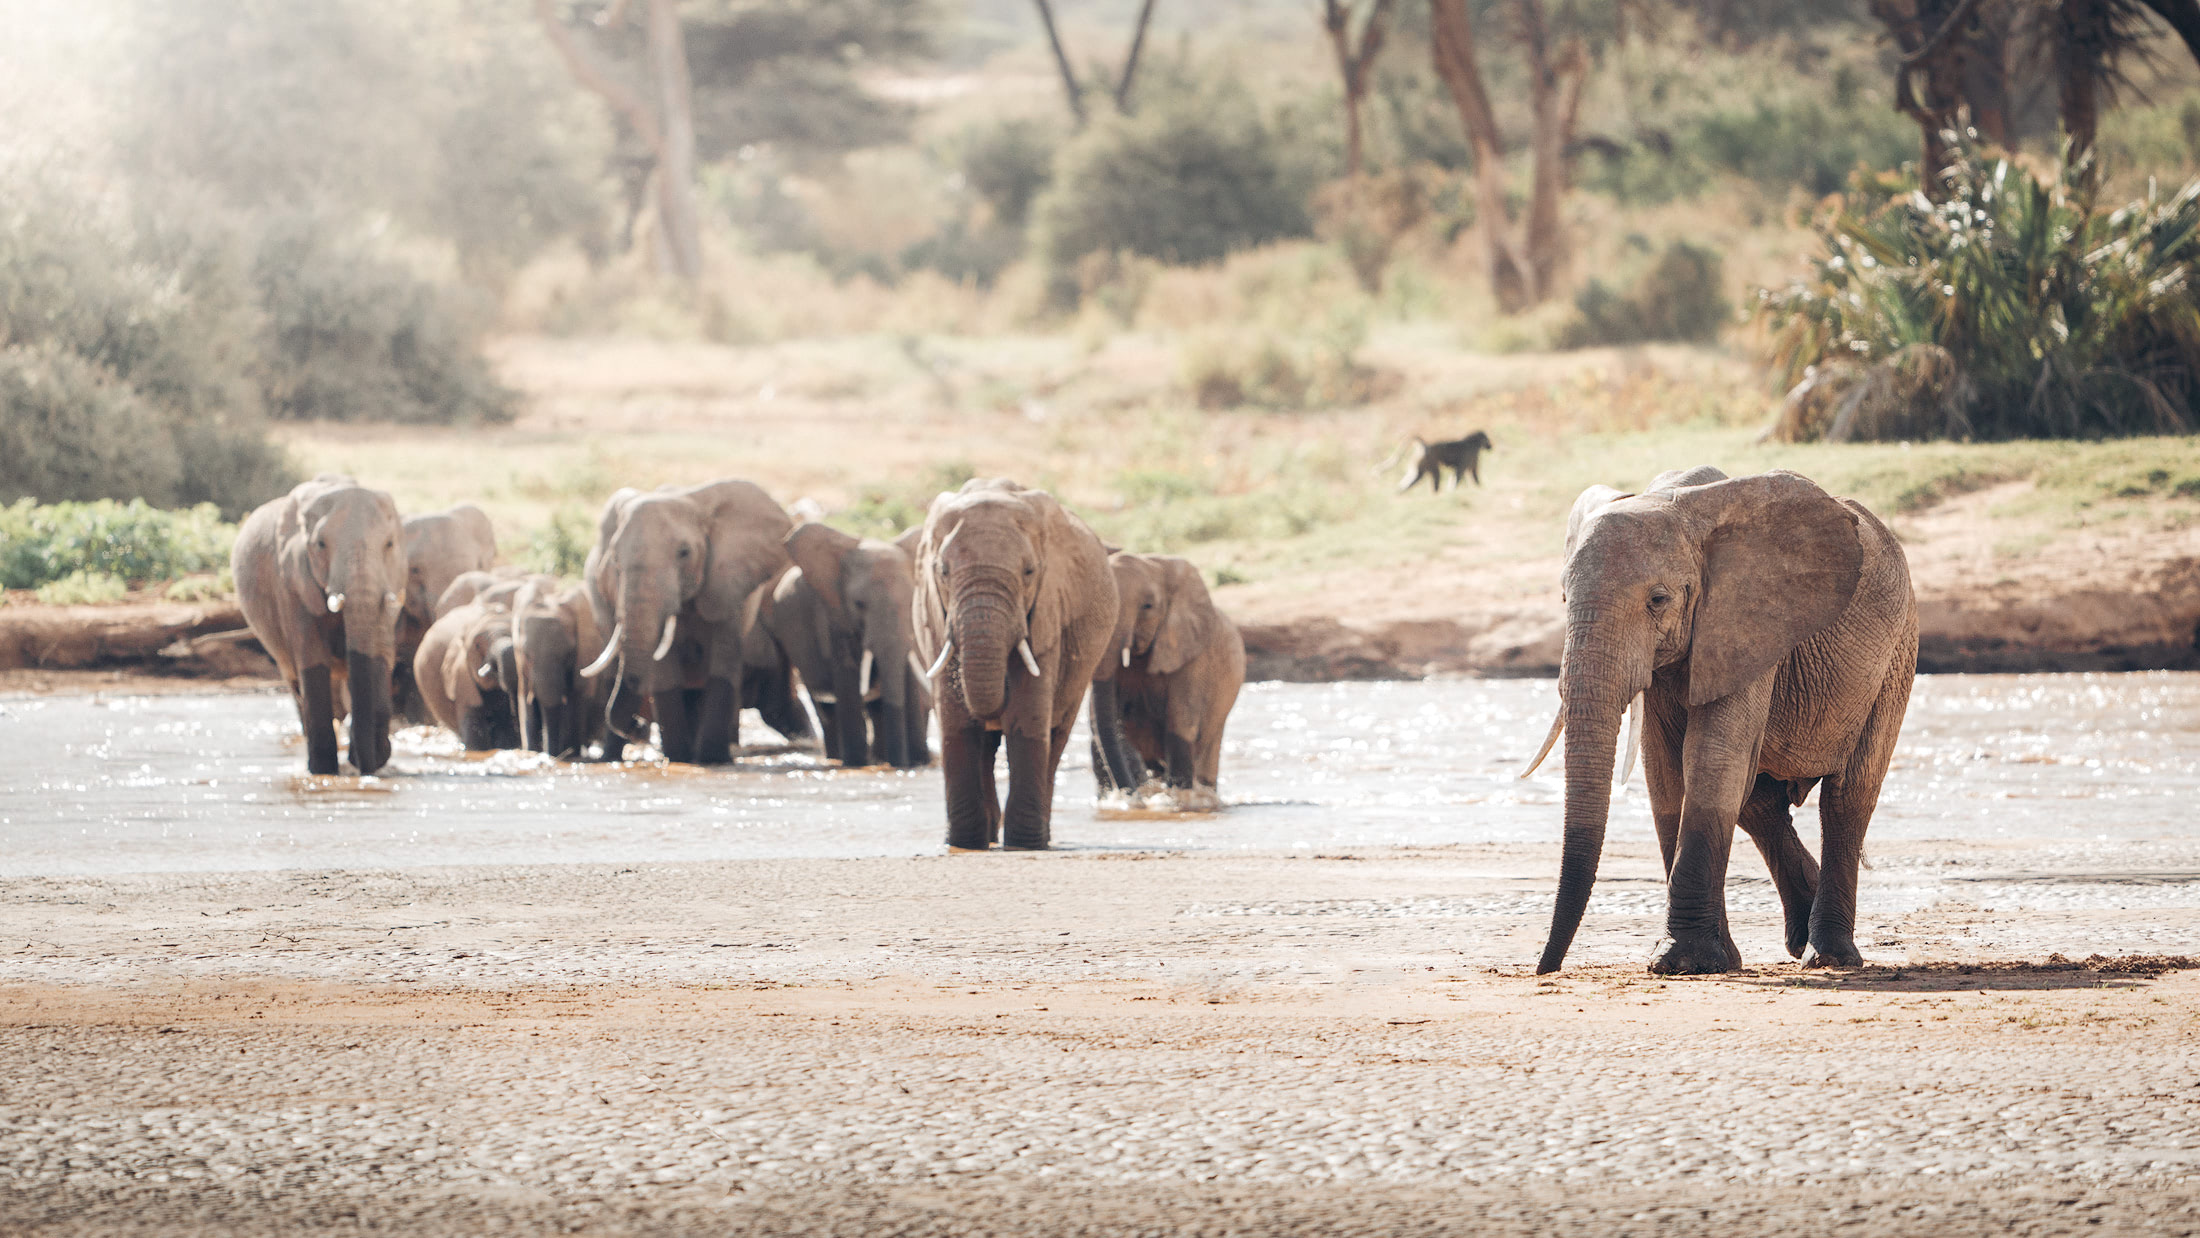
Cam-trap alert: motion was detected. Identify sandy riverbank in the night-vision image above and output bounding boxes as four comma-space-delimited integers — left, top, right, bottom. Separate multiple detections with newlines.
2, 846, 2197, 1235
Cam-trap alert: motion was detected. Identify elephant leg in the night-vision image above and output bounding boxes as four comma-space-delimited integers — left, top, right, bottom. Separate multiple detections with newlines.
691, 677, 738, 765
831, 657, 869, 767
1001, 729, 1052, 851
299, 665, 340, 776
978, 728, 1004, 846
1809, 660, 1912, 967
653, 688, 694, 763
1737, 773, 1820, 960
1090, 736, 1117, 794
1651, 676, 1773, 976
1090, 681, 1141, 793
942, 722, 998, 850
1641, 682, 1688, 877
903, 669, 931, 766
1163, 732, 1197, 790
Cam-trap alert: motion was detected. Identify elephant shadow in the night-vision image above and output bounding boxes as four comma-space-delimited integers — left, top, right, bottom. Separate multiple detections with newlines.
1717, 956, 2196, 993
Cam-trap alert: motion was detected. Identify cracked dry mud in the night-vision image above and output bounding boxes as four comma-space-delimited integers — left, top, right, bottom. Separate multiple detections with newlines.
2, 847, 2198, 1235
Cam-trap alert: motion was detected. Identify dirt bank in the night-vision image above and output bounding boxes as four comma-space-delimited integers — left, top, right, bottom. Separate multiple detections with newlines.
2, 848, 2198, 1236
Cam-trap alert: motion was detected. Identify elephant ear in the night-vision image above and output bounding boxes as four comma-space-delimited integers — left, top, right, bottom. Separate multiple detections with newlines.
785, 522, 860, 615
1146, 557, 1215, 676
1020, 489, 1108, 664
892, 525, 923, 560
910, 515, 949, 668
1679, 471, 1863, 708
444, 616, 483, 711
696, 486, 793, 624
584, 489, 640, 631
1564, 485, 1633, 561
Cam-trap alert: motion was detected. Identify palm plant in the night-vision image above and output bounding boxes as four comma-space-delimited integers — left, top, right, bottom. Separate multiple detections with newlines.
1762, 137, 2200, 440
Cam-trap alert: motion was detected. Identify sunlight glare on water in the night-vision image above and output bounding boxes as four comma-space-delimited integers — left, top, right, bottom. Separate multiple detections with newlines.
3, 673, 2199, 878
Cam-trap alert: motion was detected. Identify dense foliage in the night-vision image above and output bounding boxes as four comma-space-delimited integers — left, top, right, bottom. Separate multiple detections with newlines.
1762, 148, 2200, 441
0, 499, 236, 592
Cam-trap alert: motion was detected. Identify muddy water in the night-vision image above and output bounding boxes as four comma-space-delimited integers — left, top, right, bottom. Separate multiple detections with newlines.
4, 675, 2200, 895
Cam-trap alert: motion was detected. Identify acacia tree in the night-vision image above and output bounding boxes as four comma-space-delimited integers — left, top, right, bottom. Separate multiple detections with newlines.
1427, 0, 1588, 311
1323, 0, 1395, 181
1031, 0, 1161, 127
536, 0, 704, 280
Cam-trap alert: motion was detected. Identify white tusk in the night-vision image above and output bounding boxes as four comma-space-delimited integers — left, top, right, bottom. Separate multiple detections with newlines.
926, 639, 953, 679
652, 614, 678, 661
1017, 639, 1042, 678
859, 649, 874, 697
1519, 706, 1565, 779
1617, 693, 1643, 789
579, 624, 622, 679
1122, 646, 1131, 668
384, 591, 400, 609
477, 662, 495, 680
326, 592, 345, 614
907, 651, 927, 681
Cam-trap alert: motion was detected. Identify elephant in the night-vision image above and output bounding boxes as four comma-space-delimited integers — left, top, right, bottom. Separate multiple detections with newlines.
414, 598, 523, 752
766, 522, 932, 768
913, 479, 1116, 850
510, 580, 614, 760
436, 566, 527, 617
1523, 466, 1917, 975
394, 504, 497, 724
1088, 552, 1245, 809
231, 475, 406, 775
580, 480, 794, 765
737, 579, 818, 747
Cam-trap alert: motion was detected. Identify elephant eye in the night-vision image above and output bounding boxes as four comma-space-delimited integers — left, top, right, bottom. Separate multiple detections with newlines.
677, 545, 692, 560
1649, 589, 1672, 611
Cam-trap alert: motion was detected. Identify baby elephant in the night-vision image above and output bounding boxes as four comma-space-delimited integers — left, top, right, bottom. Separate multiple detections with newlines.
511, 580, 615, 761
1089, 552, 1245, 810
415, 599, 521, 752
1397, 431, 1493, 494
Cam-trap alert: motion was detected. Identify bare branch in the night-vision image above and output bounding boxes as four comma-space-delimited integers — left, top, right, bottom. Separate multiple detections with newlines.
535, 0, 665, 160
1031, 0, 1087, 127
1114, 0, 1160, 113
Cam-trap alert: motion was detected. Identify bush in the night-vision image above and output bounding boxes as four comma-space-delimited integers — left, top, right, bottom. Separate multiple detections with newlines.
1179, 305, 1383, 410
517, 507, 594, 579
1558, 240, 1730, 348
253, 210, 516, 425
0, 499, 236, 591
1761, 147, 2200, 441
1034, 80, 1315, 306
34, 570, 129, 606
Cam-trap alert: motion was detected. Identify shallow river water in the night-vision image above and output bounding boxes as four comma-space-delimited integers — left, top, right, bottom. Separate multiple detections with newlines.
5, 674, 2200, 888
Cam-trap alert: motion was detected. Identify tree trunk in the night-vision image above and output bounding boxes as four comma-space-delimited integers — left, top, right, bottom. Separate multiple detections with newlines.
1032, 0, 1087, 128
1871, 0, 1979, 193
644, 0, 703, 281
1324, 0, 1393, 182
1113, 0, 1160, 114
1427, 0, 1580, 311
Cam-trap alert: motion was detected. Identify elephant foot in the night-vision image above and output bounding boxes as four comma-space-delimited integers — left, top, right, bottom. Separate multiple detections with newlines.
1648, 932, 1743, 976
1784, 908, 1813, 960
1804, 937, 1865, 968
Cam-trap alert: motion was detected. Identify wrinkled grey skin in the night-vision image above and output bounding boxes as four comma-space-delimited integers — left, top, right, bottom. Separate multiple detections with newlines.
232, 475, 405, 775
913, 480, 1115, 850
394, 505, 497, 725
739, 572, 817, 747
583, 480, 793, 765
511, 580, 615, 760
414, 598, 521, 751
766, 523, 931, 769
1538, 466, 1917, 976
1089, 552, 1244, 797
436, 567, 528, 618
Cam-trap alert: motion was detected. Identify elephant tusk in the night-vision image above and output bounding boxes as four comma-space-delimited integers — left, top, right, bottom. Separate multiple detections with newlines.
1519, 707, 1565, 779
907, 651, 927, 681
1122, 646, 1131, 668
477, 661, 495, 681
579, 624, 623, 679
326, 592, 345, 614
652, 614, 678, 661
1617, 693, 1642, 789
926, 639, 953, 679
384, 591, 399, 609
859, 649, 874, 697
1017, 639, 1042, 678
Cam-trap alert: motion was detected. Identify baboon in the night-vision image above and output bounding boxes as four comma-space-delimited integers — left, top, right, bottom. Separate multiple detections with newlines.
1395, 431, 1493, 494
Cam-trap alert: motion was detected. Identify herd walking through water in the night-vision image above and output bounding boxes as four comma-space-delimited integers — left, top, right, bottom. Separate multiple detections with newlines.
231, 458, 1916, 977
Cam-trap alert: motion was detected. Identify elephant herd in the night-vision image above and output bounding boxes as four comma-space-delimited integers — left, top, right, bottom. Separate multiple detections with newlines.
232, 463, 1918, 977
231, 474, 1247, 836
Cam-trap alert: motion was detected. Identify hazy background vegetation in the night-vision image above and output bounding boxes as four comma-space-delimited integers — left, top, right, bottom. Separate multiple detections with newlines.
8, 0, 2200, 591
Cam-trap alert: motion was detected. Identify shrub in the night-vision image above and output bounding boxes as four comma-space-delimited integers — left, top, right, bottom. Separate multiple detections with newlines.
253, 209, 516, 425
1557, 240, 1729, 348
1034, 80, 1315, 306
1179, 305, 1381, 410
1761, 147, 2200, 441
34, 570, 130, 606
0, 499, 236, 591
518, 507, 595, 579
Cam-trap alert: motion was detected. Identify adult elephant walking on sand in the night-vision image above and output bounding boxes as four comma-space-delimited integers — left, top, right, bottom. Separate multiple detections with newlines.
232, 475, 407, 775
581, 480, 793, 765
1090, 552, 1244, 809
771, 522, 931, 768
914, 479, 1115, 850
1524, 467, 1916, 975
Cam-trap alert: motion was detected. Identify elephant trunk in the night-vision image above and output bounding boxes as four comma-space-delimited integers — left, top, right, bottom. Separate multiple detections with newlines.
1538, 659, 1628, 975
346, 647, 393, 775
948, 571, 1021, 720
